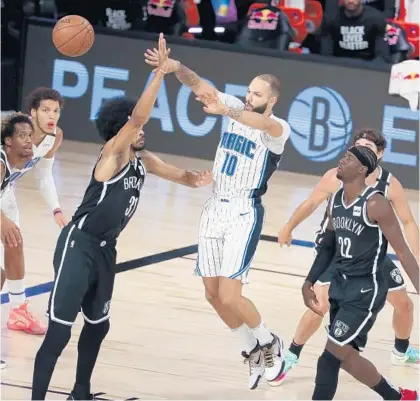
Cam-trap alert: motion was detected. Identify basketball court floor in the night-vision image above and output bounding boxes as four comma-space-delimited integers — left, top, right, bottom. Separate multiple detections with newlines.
1, 140, 418, 400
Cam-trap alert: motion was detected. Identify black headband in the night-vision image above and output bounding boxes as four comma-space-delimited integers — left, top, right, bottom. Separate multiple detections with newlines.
348, 146, 378, 175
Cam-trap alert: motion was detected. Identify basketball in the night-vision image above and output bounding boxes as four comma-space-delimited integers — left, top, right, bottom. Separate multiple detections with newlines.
52, 15, 94, 57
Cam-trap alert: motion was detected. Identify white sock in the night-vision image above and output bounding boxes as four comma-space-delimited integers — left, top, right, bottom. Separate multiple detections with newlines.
250, 320, 274, 346
7, 279, 26, 307
231, 323, 258, 354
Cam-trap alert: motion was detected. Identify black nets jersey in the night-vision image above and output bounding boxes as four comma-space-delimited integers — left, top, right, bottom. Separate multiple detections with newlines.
329, 185, 388, 277
314, 167, 392, 249
71, 155, 146, 241
0, 149, 12, 195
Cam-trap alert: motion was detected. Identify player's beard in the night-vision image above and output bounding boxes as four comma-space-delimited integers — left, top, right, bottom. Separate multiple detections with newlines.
131, 144, 145, 152
251, 102, 268, 114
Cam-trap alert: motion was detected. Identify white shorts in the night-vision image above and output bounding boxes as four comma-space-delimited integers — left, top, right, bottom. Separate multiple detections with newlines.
1, 185, 19, 266
195, 196, 265, 284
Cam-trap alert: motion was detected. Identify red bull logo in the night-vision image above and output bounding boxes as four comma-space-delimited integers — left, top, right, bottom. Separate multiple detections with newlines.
248, 8, 280, 31
147, 0, 175, 18
385, 24, 401, 46
403, 72, 420, 80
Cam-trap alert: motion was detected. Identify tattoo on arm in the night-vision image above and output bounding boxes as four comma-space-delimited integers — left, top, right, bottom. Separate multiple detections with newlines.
225, 107, 243, 120
175, 64, 201, 88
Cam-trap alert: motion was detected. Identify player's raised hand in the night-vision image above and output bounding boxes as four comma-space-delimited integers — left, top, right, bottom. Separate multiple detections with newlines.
1, 215, 22, 247
144, 36, 180, 73
302, 281, 324, 317
156, 33, 171, 74
196, 89, 226, 115
189, 170, 213, 187
278, 225, 293, 247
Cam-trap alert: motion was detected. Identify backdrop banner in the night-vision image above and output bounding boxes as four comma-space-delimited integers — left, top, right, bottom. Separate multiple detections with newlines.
21, 22, 419, 188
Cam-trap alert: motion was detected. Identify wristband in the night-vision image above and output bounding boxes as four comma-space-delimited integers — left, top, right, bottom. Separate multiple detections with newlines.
53, 209, 62, 216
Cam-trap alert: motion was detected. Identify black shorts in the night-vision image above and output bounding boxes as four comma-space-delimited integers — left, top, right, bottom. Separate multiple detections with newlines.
47, 224, 117, 326
315, 253, 405, 291
327, 272, 387, 351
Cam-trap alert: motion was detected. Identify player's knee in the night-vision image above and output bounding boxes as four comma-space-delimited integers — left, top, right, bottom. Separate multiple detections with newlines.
389, 291, 413, 315
205, 289, 219, 305
40, 320, 72, 357
218, 288, 239, 309
81, 319, 110, 342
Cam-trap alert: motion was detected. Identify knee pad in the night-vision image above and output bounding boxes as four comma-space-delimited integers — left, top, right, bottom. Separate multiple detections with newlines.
42, 320, 72, 357
313, 350, 342, 400
83, 319, 110, 341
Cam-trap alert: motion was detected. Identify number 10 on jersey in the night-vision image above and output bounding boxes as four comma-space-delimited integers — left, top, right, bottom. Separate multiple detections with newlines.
221, 152, 238, 177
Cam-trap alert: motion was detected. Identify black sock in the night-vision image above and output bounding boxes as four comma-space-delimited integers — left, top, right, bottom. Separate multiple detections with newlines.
289, 341, 304, 359
32, 320, 72, 400
312, 350, 342, 400
72, 320, 110, 399
372, 376, 401, 400
394, 337, 409, 354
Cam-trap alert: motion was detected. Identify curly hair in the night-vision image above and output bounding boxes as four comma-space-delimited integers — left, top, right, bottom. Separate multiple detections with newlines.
26, 87, 64, 111
95, 97, 137, 142
1, 112, 34, 145
352, 128, 387, 152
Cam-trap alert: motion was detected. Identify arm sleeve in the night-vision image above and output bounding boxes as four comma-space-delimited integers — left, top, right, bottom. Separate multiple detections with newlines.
261, 117, 291, 154
306, 229, 336, 284
34, 157, 61, 212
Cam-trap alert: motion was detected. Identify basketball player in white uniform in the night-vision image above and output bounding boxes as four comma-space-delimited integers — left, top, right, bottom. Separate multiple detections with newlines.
1, 87, 67, 337
145, 50, 291, 389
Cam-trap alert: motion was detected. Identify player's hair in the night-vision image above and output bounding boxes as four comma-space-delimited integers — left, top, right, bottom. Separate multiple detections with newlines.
352, 128, 387, 152
95, 97, 137, 142
26, 87, 64, 111
1, 112, 34, 145
257, 74, 281, 97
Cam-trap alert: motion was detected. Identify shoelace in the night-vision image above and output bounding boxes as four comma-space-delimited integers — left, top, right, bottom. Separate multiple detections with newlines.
242, 351, 262, 373
263, 347, 275, 368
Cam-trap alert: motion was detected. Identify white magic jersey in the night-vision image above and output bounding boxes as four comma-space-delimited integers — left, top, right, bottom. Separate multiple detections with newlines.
1, 130, 56, 195
213, 93, 290, 198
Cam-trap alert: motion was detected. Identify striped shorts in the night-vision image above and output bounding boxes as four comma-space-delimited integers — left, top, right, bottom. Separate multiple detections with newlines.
195, 196, 265, 284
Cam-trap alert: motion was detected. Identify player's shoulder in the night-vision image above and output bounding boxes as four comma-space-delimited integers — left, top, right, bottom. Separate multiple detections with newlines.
269, 115, 291, 137
363, 5, 386, 22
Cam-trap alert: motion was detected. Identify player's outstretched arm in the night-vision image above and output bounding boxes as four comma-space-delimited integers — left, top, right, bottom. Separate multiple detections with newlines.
368, 194, 419, 294
34, 127, 67, 228
97, 34, 169, 182
140, 150, 212, 188
144, 49, 215, 95
279, 168, 339, 246
388, 176, 419, 262
195, 89, 284, 138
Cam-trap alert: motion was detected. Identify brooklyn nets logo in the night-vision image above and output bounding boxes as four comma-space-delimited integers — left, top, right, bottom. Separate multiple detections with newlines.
390, 268, 403, 284
333, 320, 350, 338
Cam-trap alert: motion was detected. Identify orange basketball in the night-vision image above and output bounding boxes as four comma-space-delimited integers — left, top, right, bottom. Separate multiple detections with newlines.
52, 15, 94, 57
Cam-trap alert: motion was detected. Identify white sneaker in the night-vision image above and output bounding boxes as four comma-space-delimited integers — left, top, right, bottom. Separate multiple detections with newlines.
242, 344, 264, 390
261, 334, 285, 384
391, 347, 419, 368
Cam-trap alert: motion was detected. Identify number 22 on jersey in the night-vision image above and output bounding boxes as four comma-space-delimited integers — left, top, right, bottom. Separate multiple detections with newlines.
221, 151, 238, 177
338, 236, 353, 259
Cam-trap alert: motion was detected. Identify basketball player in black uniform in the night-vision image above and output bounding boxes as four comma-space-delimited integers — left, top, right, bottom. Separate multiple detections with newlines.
31, 34, 211, 400
303, 146, 419, 400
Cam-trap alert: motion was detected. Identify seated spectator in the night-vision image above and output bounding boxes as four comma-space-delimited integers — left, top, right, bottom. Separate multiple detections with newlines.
235, 4, 294, 51
325, 0, 396, 19
320, 0, 391, 62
